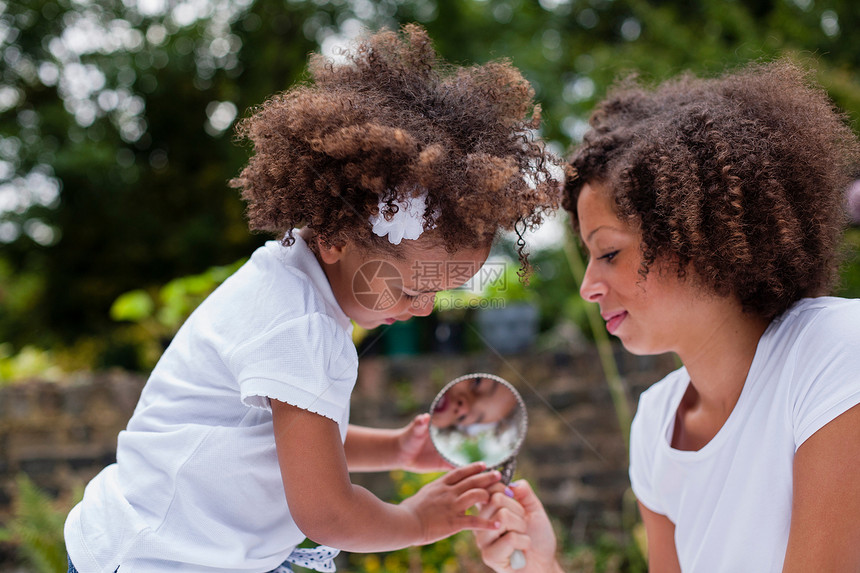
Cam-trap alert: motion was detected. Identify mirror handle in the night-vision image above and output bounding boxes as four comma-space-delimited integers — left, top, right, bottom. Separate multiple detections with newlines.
496, 459, 526, 570
510, 549, 526, 570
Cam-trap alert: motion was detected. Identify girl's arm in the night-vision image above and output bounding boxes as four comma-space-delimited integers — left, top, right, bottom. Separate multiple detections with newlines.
344, 414, 453, 473
782, 403, 860, 573
638, 502, 681, 573
272, 400, 500, 552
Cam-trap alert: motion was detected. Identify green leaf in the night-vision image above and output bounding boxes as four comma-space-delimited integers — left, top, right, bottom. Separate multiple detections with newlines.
110, 290, 156, 323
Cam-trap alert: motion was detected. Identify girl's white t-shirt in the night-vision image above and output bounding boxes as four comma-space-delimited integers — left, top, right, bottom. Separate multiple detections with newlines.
65, 236, 358, 573
630, 297, 860, 572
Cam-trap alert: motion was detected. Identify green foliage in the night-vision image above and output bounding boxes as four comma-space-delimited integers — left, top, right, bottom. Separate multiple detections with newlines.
837, 228, 860, 298
0, 474, 82, 573
107, 258, 245, 369
3, 0, 860, 365
482, 256, 536, 304
111, 258, 244, 330
0, 344, 64, 384
560, 533, 648, 573
110, 290, 156, 324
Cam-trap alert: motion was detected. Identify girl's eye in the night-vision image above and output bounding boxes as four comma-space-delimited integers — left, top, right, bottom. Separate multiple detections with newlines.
598, 250, 619, 263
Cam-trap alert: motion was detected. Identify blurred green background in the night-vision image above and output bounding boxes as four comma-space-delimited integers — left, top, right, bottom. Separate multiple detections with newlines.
2, 0, 860, 378
2, 2, 860, 571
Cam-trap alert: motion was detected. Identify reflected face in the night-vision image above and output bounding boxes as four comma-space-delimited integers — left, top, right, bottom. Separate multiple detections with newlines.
431, 377, 518, 429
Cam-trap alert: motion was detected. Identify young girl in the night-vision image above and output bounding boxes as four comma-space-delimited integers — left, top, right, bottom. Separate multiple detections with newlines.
476, 61, 860, 572
64, 25, 560, 572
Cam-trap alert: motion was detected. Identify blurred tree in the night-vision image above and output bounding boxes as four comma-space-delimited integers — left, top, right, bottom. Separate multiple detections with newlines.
1, 0, 858, 366
0, 0, 322, 353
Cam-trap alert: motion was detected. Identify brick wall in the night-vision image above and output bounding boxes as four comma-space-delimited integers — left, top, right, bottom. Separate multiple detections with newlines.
0, 347, 676, 551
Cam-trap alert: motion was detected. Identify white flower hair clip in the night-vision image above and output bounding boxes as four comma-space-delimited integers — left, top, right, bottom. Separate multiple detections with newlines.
369, 191, 438, 245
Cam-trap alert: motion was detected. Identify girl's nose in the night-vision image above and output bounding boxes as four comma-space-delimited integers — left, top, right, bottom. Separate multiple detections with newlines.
410, 293, 436, 316
579, 259, 605, 302
454, 398, 470, 419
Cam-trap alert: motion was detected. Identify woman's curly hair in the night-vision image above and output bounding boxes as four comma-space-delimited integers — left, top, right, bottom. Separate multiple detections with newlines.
231, 24, 560, 270
565, 60, 860, 320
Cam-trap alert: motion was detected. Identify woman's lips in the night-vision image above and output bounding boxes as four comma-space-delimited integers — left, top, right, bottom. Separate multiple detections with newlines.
603, 310, 628, 335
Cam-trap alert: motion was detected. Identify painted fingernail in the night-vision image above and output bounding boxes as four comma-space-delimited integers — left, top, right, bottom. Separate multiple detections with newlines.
504, 486, 515, 498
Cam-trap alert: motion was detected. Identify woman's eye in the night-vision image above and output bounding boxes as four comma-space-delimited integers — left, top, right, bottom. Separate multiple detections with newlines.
598, 250, 619, 263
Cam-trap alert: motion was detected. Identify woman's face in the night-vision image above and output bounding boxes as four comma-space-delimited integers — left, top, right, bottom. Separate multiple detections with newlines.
576, 182, 700, 356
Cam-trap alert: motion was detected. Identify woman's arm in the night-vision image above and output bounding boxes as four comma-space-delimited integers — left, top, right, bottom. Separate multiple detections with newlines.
782, 403, 860, 573
272, 400, 500, 552
344, 414, 453, 473
638, 501, 681, 573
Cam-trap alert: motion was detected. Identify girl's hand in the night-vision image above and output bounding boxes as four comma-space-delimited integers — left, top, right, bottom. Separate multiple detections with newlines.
396, 413, 454, 473
399, 462, 503, 545
475, 480, 563, 573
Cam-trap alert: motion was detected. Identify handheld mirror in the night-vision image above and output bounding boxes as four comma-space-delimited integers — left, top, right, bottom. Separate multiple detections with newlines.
429, 373, 528, 569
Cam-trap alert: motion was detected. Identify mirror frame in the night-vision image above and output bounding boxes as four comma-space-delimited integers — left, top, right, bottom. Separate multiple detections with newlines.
428, 372, 528, 470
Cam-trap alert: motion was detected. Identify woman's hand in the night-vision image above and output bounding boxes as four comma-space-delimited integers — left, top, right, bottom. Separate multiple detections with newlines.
399, 462, 503, 545
475, 480, 563, 573
396, 413, 454, 473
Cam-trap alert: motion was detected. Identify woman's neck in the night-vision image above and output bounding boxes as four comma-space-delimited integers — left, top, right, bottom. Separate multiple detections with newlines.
672, 302, 770, 451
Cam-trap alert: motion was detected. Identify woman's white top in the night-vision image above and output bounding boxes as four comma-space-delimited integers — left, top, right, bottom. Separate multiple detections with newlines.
630, 297, 860, 572
64, 236, 358, 573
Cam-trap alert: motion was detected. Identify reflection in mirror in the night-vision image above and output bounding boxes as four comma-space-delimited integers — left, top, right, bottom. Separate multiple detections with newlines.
429, 373, 529, 570
429, 374, 527, 471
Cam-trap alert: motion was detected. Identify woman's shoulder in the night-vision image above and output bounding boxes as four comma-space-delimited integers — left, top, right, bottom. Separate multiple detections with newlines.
769, 296, 860, 348
633, 366, 688, 431
767, 297, 860, 448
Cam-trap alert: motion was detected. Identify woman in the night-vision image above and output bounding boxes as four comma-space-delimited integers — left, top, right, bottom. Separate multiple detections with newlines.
476, 61, 860, 572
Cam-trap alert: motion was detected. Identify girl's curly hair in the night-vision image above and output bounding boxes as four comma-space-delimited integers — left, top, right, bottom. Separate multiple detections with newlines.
565, 60, 860, 320
231, 24, 560, 270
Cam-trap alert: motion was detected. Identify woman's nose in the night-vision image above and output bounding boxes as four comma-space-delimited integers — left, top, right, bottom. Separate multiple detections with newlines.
579, 259, 605, 302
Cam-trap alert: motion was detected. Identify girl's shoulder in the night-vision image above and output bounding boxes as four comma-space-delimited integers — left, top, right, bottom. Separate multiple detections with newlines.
232, 236, 344, 321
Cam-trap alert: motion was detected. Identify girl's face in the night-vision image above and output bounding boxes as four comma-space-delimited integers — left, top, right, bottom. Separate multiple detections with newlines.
577, 182, 700, 356
431, 377, 518, 429
319, 237, 491, 330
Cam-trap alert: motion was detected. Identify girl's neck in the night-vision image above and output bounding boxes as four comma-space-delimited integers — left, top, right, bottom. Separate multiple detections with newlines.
672, 304, 770, 451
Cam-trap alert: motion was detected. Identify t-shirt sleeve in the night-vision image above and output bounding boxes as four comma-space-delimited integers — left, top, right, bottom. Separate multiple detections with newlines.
790, 302, 860, 450
226, 312, 358, 423
629, 388, 666, 515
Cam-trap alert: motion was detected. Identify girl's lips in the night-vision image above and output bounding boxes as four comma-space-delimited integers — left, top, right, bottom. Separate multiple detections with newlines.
603, 311, 628, 335
384, 318, 397, 325
433, 393, 449, 413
